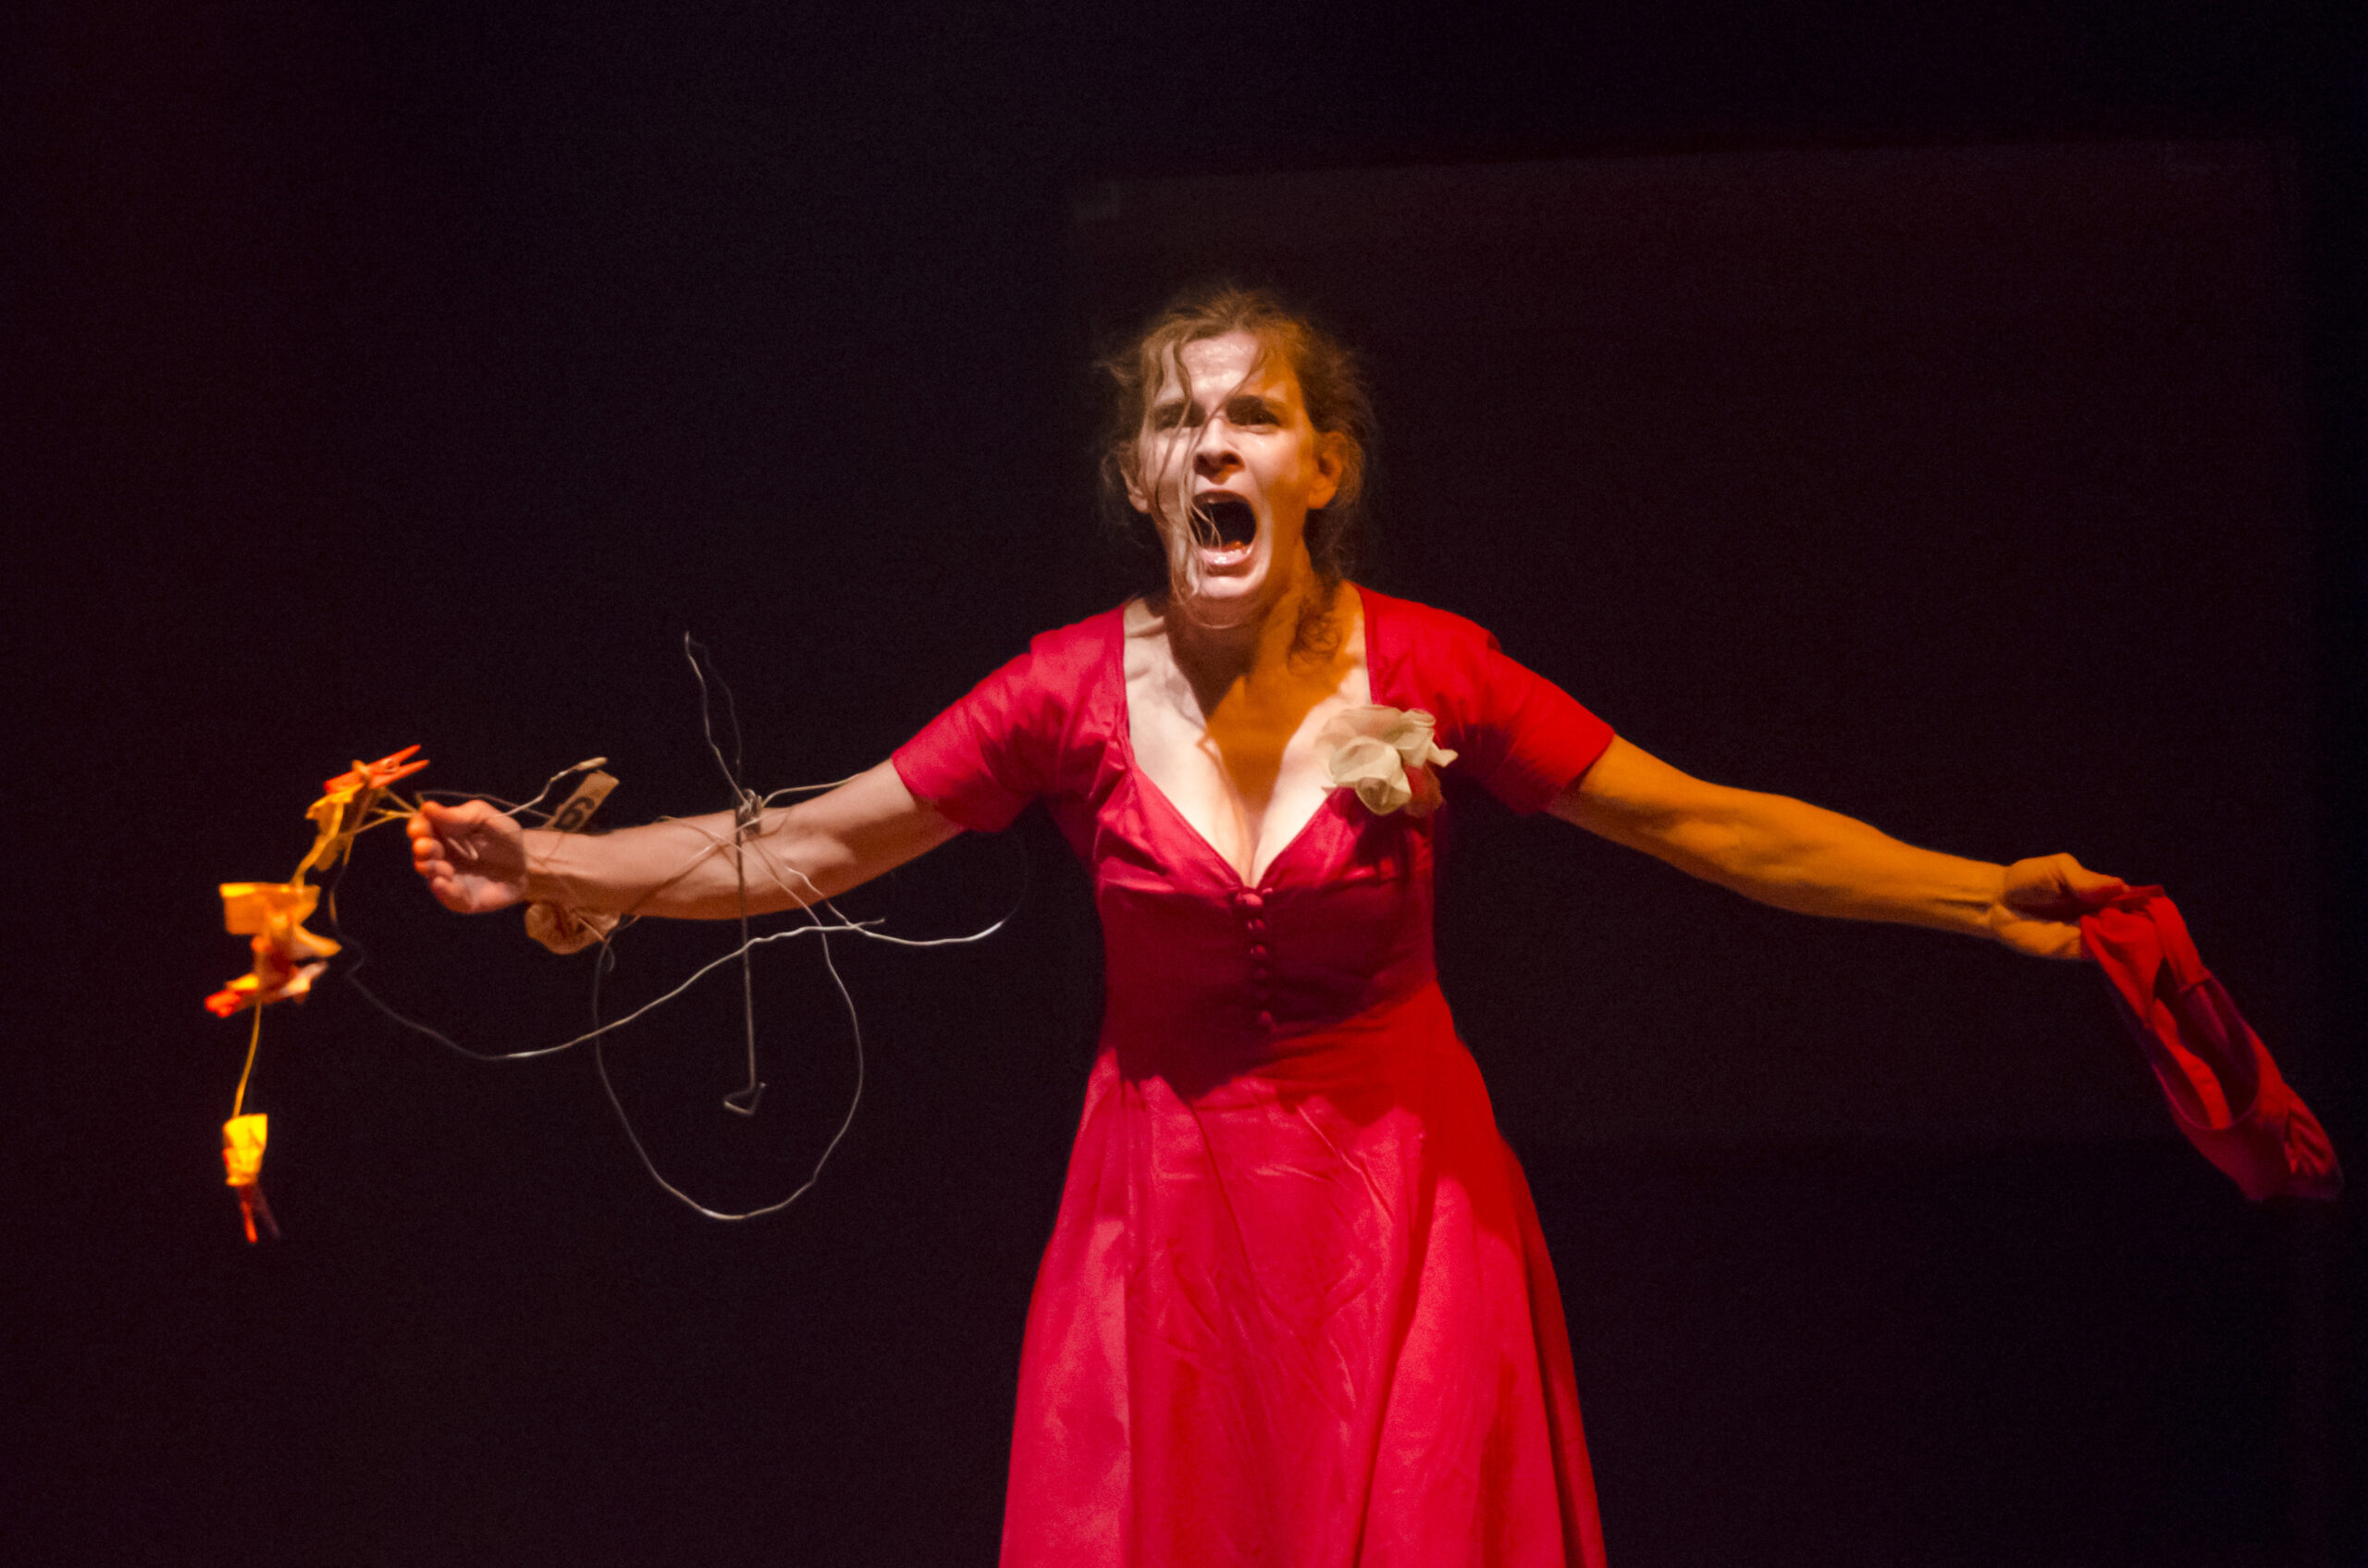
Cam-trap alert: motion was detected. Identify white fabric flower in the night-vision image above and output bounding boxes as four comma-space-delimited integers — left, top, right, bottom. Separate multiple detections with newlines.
1319, 706, 1459, 817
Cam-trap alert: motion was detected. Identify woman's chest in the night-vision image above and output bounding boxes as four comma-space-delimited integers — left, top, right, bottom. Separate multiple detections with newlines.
1108, 589, 1383, 890
1084, 766, 1439, 1044
1124, 651, 1371, 885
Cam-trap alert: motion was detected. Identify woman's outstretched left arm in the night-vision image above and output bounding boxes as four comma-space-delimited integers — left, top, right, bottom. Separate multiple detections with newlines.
1550, 737, 2125, 960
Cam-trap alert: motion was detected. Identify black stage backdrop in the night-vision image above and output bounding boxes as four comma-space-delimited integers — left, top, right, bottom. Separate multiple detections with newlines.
8, 5, 2363, 1566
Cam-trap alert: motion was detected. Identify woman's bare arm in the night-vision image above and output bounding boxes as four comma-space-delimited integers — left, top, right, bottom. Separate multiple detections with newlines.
1549, 737, 2123, 959
409, 759, 966, 921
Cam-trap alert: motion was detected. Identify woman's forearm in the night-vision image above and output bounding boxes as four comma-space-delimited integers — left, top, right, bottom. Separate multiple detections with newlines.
1557, 738, 2008, 941
1656, 790, 2006, 938
1560, 738, 2118, 960
522, 812, 767, 920
522, 760, 964, 920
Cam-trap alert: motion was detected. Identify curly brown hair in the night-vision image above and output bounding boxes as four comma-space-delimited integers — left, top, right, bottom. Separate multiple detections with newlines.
1099, 283, 1375, 595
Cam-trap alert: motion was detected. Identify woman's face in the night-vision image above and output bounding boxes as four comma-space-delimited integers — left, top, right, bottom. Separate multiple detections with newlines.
1128, 330, 1342, 615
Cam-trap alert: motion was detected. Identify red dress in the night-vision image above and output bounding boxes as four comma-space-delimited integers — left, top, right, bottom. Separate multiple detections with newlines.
894, 588, 1617, 1567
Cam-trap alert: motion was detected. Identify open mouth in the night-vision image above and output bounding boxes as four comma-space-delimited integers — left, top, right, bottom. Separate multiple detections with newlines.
1193, 495, 1257, 565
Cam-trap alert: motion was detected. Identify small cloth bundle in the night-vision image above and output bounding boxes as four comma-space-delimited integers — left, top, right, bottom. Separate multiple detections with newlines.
524, 902, 618, 955
2081, 886, 2340, 1201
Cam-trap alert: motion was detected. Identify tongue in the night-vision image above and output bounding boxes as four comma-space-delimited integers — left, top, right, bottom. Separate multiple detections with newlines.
1201, 497, 1256, 548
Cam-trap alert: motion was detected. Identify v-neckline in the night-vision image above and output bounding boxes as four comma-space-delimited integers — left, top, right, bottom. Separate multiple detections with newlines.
1114, 587, 1383, 890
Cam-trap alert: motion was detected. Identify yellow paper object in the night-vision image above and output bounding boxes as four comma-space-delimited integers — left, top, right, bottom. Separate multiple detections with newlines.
209, 746, 428, 1239
221, 1114, 278, 1243
206, 881, 340, 1017
220, 880, 340, 958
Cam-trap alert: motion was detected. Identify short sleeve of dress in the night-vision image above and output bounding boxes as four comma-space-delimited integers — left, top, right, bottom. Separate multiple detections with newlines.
891, 613, 1116, 833
1380, 593, 1615, 816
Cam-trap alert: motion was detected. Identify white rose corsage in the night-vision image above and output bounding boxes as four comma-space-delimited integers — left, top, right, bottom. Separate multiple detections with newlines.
1319, 706, 1459, 818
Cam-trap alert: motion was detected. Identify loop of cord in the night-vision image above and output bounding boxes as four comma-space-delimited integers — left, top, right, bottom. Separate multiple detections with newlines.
336, 638, 1024, 1222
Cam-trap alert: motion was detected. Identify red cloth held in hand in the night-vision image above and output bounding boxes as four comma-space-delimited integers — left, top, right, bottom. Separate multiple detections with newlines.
2080, 887, 2340, 1202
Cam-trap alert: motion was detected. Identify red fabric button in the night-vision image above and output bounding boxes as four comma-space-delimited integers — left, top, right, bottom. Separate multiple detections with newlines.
1237, 891, 1264, 910
1256, 1010, 1276, 1029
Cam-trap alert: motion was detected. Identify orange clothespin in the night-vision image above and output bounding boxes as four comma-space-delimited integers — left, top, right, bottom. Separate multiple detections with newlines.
222, 1114, 279, 1242
298, 746, 430, 881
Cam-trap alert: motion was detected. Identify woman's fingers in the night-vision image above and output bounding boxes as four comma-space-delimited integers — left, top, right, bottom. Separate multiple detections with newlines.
2002, 852, 2127, 918
1993, 907, 2090, 960
1991, 852, 2134, 961
405, 801, 525, 913
2054, 853, 2128, 902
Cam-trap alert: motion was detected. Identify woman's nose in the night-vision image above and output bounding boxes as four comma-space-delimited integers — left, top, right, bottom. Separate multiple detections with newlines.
1192, 423, 1240, 473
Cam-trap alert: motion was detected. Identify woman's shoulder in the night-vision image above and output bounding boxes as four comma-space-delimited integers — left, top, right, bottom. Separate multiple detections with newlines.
1000, 602, 1127, 682
895, 604, 1126, 822
1352, 585, 1506, 658
1354, 584, 1614, 810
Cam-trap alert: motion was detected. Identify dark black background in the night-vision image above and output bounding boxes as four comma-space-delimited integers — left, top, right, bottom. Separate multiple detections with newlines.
8, 3, 2363, 1564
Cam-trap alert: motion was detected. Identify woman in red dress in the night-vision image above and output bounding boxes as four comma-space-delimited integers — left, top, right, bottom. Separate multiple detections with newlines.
411, 286, 2122, 1566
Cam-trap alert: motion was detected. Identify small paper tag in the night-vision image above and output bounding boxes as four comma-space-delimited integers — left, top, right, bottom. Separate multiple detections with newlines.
544, 771, 617, 833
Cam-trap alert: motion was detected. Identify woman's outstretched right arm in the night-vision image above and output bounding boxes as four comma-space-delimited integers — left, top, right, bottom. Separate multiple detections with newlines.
408, 759, 966, 921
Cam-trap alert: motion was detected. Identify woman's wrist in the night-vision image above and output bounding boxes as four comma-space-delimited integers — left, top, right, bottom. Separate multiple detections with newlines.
519, 828, 579, 907
1960, 860, 2011, 942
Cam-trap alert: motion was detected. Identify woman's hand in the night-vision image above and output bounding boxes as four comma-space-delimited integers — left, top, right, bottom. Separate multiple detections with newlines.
1990, 853, 2128, 960
408, 800, 531, 914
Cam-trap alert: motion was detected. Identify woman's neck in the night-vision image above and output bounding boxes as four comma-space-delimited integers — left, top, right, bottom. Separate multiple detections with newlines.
1159, 564, 1345, 717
